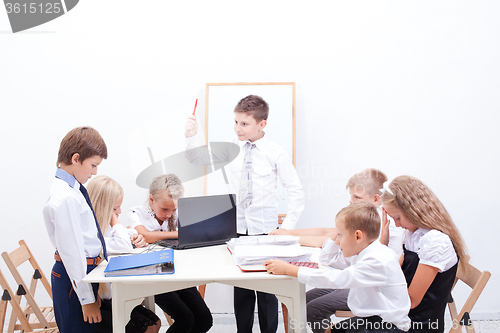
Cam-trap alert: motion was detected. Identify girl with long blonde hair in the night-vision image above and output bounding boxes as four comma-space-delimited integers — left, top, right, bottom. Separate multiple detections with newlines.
382, 175, 469, 333
87, 175, 153, 333
87, 175, 147, 255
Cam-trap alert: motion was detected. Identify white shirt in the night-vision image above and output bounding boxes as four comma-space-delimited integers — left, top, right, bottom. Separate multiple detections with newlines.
298, 241, 411, 331
104, 224, 137, 254
403, 228, 458, 272
100, 223, 137, 300
319, 238, 355, 268
186, 134, 304, 234
128, 206, 177, 231
318, 209, 403, 267
43, 169, 101, 305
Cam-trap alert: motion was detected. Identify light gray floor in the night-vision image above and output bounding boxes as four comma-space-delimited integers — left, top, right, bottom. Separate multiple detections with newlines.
160, 314, 500, 333
208, 313, 286, 333
159, 313, 286, 333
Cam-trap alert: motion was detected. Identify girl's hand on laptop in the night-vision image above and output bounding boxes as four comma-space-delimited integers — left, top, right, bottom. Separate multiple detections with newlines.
185, 115, 198, 138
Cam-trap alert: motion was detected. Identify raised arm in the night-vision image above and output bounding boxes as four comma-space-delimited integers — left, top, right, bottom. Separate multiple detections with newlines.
380, 208, 390, 246
104, 214, 134, 253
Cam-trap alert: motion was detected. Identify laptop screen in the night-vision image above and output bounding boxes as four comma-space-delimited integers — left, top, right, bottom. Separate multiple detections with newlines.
177, 194, 237, 249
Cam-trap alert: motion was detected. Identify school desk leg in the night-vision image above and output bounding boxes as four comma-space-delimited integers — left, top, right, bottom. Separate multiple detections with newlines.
111, 283, 143, 333
276, 285, 307, 333
228, 279, 307, 333
144, 296, 155, 312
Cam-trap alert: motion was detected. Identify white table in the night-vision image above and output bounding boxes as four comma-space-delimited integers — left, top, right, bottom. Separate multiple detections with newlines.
83, 245, 310, 333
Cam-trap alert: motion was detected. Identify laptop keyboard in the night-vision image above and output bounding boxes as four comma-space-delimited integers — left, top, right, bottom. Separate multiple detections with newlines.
155, 239, 179, 248
288, 261, 318, 269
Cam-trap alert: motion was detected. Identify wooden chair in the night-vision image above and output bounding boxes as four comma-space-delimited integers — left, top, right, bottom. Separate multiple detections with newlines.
321, 310, 354, 333
1, 268, 59, 333
1, 240, 57, 333
334, 310, 354, 318
163, 311, 175, 327
332, 263, 491, 333
447, 262, 491, 333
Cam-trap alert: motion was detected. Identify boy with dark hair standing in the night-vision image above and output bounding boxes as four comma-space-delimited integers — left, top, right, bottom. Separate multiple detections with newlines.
43, 126, 108, 333
186, 95, 304, 333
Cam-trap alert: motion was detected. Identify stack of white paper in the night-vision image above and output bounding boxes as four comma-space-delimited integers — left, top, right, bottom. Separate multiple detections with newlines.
228, 236, 313, 266
227, 235, 300, 253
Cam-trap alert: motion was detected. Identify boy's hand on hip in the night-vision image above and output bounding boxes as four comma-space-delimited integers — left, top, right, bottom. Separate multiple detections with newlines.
82, 301, 102, 323
185, 115, 198, 138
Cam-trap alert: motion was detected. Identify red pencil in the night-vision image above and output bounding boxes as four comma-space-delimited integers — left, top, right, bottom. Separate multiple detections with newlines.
192, 99, 198, 116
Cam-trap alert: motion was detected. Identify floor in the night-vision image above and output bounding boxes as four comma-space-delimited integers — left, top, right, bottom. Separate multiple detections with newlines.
159, 314, 500, 333
159, 313, 286, 333
208, 313, 285, 332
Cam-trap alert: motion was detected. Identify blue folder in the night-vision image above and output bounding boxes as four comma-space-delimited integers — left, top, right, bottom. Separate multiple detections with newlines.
104, 249, 174, 277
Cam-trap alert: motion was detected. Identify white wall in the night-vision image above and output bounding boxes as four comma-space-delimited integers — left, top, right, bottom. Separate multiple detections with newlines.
1, 0, 499, 320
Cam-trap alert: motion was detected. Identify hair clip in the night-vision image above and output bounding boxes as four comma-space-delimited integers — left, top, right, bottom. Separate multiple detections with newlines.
381, 181, 394, 195
146, 207, 155, 218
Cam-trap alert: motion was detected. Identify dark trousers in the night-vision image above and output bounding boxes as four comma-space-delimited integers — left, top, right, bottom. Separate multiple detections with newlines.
154, 287, 213, 333
51, 260, 99, 333
234, 287, 279, 333
306, 288, 350, 333
95, 299, 113, 333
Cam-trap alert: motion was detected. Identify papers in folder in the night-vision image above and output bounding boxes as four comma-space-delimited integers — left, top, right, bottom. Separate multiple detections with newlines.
228, 235, 313, 267
227, 235, 300, 250
104, 249, 174, 277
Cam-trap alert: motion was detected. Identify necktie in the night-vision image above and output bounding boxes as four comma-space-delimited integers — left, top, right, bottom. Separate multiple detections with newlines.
239, 142, 256, 209
79, 184, 108, 261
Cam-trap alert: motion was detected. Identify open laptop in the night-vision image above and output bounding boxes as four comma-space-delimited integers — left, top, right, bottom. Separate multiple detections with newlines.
162, 194, 237, 250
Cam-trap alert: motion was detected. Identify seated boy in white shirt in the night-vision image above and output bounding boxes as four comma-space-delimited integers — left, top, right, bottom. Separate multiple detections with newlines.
264, 201, 411, 333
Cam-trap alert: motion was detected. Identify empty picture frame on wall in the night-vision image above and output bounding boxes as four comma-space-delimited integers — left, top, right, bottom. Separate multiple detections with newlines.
205, 82, 296, 215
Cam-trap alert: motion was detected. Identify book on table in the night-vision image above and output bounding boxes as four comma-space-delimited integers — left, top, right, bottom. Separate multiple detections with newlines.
104, 249, 174, 277
227, 235, 316, 272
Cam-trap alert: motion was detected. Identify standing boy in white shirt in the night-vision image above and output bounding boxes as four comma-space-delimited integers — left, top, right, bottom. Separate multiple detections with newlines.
185, 95, 304, 333
43, 127, 108, 333
264, 201, 411, 333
